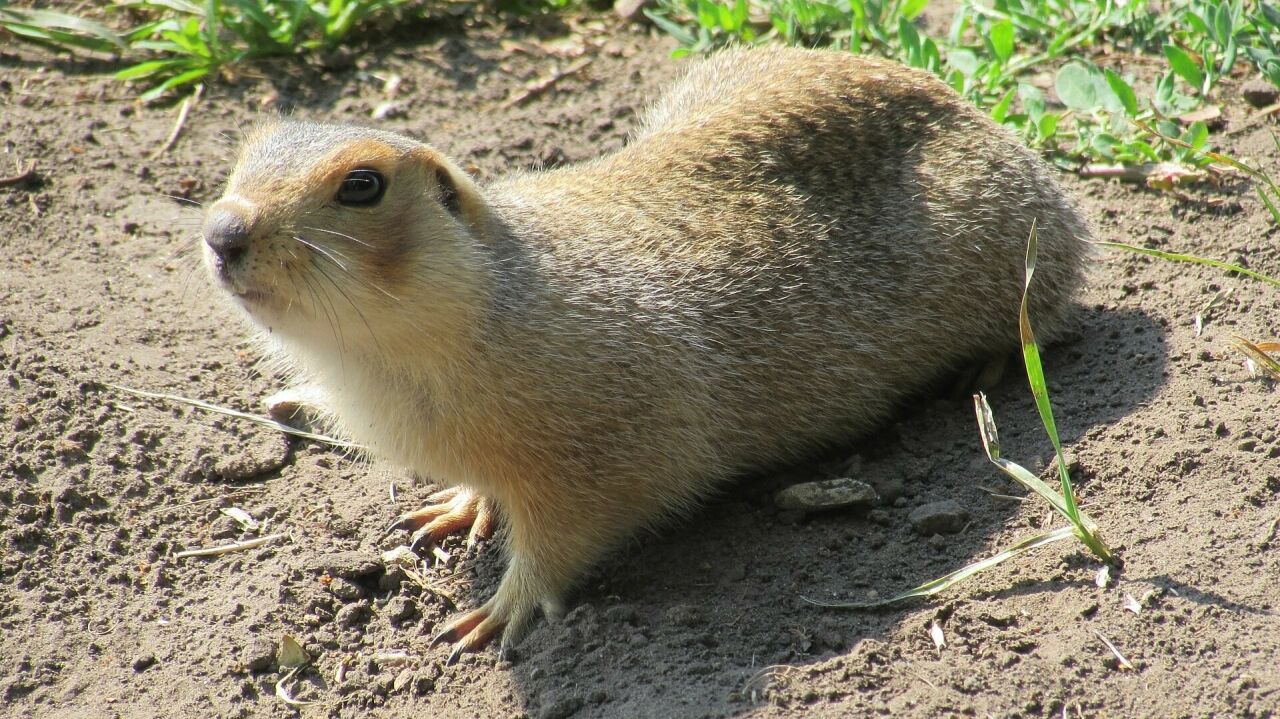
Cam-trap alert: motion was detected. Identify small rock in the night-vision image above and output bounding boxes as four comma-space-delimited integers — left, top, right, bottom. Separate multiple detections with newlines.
132, 653, 156, 672
867, 508, 892, 526
305, 550, 381, 579
1046, 455, 1080, 479
613, 0, 648, 21
392, 668, 415, 693
412, 671, 436, 696
209, 514, 240, 540
908, 500, 970, 536
774, 477, 878, 512
213, 445, 287, 482
541, 696, 585, 719
604, 605, 637, 625
665, 604, 704, 627
242, 637, 276, 673
328, 577, 366, 602
385, 596, 416, 623
335, 601, 370, 627
1241, 78, 1279, 108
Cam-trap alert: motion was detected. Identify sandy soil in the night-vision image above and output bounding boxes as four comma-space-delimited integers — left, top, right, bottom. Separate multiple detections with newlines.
2, 10, 1278, 719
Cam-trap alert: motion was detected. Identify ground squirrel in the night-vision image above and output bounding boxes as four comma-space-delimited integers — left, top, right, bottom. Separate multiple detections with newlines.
201, 47, 1091, 662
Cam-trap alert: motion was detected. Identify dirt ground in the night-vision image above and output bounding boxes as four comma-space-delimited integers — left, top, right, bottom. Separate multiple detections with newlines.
2, 9, 1279, 719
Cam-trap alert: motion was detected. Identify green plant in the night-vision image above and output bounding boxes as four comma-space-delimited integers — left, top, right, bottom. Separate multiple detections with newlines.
647, 0, 1280, 170
0, 0, 417, 101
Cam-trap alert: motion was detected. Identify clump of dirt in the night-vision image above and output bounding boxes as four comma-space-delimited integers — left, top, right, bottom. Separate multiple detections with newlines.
2, 12, 1278, 719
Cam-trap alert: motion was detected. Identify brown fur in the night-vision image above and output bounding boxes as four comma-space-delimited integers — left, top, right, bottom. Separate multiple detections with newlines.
201, 47, 1092, 656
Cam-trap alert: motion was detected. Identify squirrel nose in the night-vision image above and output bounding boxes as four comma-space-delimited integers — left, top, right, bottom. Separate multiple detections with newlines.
203, 209, 250, 267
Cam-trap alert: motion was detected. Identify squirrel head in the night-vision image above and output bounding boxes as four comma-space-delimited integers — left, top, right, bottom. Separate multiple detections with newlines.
202, 119, 490, 361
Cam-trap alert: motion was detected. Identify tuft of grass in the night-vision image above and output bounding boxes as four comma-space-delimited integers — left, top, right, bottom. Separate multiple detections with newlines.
808, 225, 1117, 610
0, 0, 420, 101
647, 0, 1280, 170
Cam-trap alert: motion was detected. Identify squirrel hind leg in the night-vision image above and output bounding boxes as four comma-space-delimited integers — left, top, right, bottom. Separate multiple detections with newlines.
433, 557, 564, 664
435, 506, 593, 662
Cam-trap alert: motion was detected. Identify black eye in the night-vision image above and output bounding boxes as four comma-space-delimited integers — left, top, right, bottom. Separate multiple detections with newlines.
336, 169, 385, 206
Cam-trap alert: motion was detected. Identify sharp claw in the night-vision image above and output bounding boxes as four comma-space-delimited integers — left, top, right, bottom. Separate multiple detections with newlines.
409, 526, 432, 551
383, 515, 412, 539
445, 643, 464, 666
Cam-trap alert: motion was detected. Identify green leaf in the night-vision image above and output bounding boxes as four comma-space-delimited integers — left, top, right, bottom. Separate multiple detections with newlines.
1183, 120, 1209, 152
0, 7, 125, 49
138, 64, 210, 102
947, 48, 979, 76
1090, 133, 1121, 158
1164, 44, 1205, 90
643, 10, 697, 47
900, 0, 929, 21
115, 57, 190, 80
1104, 69, 1139, 116
0, 20, 119, 54
1019, 83, 1045, 120
1055, 62, 1099, 112
989, 19, 1015, 62
990, 86, 1016, 123
1038, 113, 1059, 139
1213, 1, 1234, 45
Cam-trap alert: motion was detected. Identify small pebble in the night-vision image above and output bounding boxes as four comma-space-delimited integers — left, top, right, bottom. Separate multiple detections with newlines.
242, 637, 276, 673
541, 696, 585, 719
665, 604, 704, 627
908, 500, 970, 536
132, 653, 156, 672
385, 596, 416, 623
774, 477, 877, 511
306, 551, 382, 579
328, 577, 366, 602
604, 605, 637, 625
336, 601, 371, 627
1241, 79, 1279, 108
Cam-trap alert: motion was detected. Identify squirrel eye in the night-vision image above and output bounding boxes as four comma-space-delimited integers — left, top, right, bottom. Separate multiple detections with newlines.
336, 169, 385, 206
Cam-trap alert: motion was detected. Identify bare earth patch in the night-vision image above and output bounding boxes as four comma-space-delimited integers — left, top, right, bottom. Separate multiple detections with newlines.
2, 13, 1278, 719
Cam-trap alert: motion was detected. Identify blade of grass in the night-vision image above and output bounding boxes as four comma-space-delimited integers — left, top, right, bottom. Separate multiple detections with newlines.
803, 525, 1077, 608
1021, 224, 1117, 565
0, 7, 126, 50
1229, 336, 1280, 379
1096, 241, 1280, 288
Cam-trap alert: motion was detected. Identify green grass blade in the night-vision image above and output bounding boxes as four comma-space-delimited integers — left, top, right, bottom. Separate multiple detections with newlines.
1256, 185, 1280, 225
803, 525, 1077, 608
139, 64, 211, 101
1019, 223, 1078, 518
1020, 225, 1116, 565
0, 7, 126, 50
1096, 241, 1280, 288
975, 392, 1095, 526
115, 57, 189, 80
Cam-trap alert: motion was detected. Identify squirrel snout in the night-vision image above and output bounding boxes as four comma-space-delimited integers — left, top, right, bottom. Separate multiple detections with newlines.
203, 209, 250, 269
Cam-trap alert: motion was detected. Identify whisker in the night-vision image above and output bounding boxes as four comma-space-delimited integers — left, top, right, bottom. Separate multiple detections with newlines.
303, 225, 374, 248
292, 235, 351, 272
161, 194, 204, 208
293, 230, 400, 302
311, 257, 385, 355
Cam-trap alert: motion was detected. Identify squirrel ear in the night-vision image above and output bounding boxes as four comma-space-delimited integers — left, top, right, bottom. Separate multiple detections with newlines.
435, 167, 461, 215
